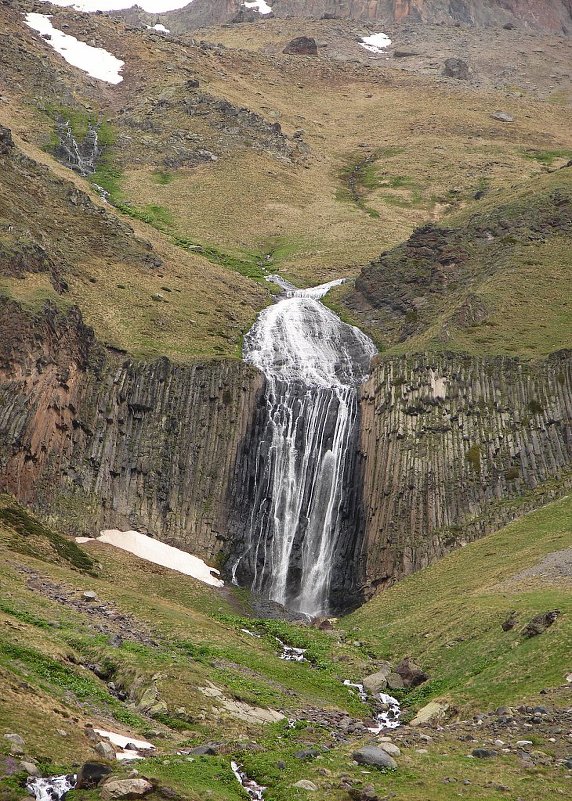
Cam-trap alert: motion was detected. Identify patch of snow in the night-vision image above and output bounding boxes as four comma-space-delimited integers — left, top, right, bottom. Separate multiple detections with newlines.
147, 24, 170, 33
359, 32, 392, 54
243, 0, 272, 15
78, 529, 224, 587
93, 728, 155, 750
115, 751, 144, 760
25, 13, 124, 84
75, 536, 92, 543
41, 0, 192, 12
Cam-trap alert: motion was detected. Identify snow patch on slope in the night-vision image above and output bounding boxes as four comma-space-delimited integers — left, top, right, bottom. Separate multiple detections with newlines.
77, 529, 224, 587
359, 32, 392, 53
243, 0, 272, 15
41, 0, 192, 11
25, 13, 124, 84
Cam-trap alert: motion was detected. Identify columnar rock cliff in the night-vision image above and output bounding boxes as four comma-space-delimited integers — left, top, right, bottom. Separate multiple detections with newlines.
1, 299, 570, 607
0, 299, 263, 560
358, 351, 572, 597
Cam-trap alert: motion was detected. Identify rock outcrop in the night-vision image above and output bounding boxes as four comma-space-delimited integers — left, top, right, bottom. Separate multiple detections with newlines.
283, 36, 319, 55
357, 351, 572, 596
0, 299, 263, 561
144, 1, 572, 34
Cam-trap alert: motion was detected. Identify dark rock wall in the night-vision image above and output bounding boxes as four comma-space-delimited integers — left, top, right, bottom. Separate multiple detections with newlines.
357, 351, 572, 597
225, 381, 367, 613
1, 299, 571, 606
0, 299, 263, 560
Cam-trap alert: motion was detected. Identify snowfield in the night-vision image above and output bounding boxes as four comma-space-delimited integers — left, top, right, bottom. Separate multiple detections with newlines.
359, 32, 392, 53
41, 0, 192, 11
243, 0, 273, 14
77, 529, 224, 587
25, 13, 124, 84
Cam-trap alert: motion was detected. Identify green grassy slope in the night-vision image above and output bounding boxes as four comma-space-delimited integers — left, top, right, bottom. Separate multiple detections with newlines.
335, 168, 572, 358
346, 495, 571, 713
1, 495, 570, 800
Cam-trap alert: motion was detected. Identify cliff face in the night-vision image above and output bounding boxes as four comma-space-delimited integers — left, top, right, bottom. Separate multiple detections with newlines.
358, 351, 572, 597
130, 0, 572, 34
0, 299, 263, 560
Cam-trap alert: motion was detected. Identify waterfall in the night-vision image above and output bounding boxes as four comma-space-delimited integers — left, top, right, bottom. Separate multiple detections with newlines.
54, 118, 101, 176
236, 276, 376, 617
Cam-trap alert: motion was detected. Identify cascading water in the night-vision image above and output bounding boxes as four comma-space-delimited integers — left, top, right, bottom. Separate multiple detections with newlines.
234, 276, 376, 616
55, 118, 101, 176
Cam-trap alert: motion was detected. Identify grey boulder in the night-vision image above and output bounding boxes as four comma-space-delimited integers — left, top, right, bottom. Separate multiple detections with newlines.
353, 746, 397, 770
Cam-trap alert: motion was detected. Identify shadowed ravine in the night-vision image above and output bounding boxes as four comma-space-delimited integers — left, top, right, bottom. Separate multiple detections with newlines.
232, 277, 377, 616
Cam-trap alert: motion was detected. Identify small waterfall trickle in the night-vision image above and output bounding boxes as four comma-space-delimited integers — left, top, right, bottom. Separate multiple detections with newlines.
54, 118, 101, 176
235, 276, 376, 617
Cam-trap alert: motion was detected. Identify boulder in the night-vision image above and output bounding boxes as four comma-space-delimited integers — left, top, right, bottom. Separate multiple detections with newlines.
95, 740, 116, 761
491, 111, 514, 123
283, 37, 318, 56
395, 657, 429, 688
501, 611, 518, 631
378, 742, 400, 757
3, 734, 24, 755
292, 779, 318, 790
101, 778, 154, 800
83, 590, 98, 601
0, 126, 14, 155
409, 701, 449, 727
20, 762, 40, 777
348, 786, 380, 801
353, 746, 397, 770
472, 748, 497, 758
443, 58, 469, 79
521, 610, 561, 637
386, 672, 404, 690
76, 762, 112, 789
363, 663, 392, 694
294, 748, 321, 760
187, 744, 218, 756
137, 685, 159, 711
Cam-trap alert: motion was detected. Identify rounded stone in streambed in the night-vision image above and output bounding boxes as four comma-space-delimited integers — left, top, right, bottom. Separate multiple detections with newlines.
353, 746, 397, 770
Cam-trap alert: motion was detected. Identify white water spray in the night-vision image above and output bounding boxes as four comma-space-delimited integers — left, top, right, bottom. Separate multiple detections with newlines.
237, 276, 376, 616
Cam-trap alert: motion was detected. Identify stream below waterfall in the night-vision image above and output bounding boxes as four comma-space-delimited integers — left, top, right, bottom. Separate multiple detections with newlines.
234, 276, 376, 616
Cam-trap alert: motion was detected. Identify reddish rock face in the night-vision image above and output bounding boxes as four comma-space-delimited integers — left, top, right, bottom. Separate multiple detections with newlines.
387, 0, 572, 30
267, 1, 572, 33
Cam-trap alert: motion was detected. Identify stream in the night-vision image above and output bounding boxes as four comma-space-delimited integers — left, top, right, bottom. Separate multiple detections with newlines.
26, 775, 76, 801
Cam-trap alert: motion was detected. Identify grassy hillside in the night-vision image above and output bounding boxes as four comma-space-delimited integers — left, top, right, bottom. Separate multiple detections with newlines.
335, 167, 572, 357
1, 495, 570, 800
